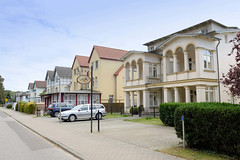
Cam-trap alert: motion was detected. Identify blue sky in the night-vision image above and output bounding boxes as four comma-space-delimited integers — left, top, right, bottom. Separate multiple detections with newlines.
1, 0, 240, 91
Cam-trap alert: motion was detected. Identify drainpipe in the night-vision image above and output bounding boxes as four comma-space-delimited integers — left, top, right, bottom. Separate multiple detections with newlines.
216, 39, 221, 103
114, 75, 117, 103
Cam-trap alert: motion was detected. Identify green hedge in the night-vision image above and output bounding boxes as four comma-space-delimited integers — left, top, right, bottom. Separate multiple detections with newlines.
6, 104, 12, 109
174, 102, 240, 155
129, 106, 138, 114
15, 102, 36, 114
159, 103, 183, 126
129, 106, 144, 115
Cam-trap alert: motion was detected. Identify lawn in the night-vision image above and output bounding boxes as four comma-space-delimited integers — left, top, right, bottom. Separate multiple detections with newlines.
123, 117, 163, 126
104, 113, 131, 119
158, 147, 238, 160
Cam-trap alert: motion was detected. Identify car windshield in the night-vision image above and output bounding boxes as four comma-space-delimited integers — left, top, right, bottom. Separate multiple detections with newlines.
71, 106, 81, 111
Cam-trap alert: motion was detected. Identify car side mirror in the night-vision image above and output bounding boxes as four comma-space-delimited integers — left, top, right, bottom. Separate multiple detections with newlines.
78, 109, 81, 111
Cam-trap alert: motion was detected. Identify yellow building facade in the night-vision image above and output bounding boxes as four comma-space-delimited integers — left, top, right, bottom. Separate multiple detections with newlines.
71, 55, 89, 91
88, 45, 128, 103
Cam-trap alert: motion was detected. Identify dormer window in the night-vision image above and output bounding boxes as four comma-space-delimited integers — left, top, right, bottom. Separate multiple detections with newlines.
150, 46, 156, 51
201, 29, 208, 34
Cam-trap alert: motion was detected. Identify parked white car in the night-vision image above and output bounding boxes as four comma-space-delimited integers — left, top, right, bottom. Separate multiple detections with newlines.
58, 104, 107, 122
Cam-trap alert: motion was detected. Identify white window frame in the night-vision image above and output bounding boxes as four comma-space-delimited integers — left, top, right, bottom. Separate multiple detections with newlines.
205, 86, 214, 102
149, 64, 158, 78
204, 50, 213, 70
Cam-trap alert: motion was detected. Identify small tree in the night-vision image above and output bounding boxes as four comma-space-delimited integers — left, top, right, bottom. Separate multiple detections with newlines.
221, 32, 240, 97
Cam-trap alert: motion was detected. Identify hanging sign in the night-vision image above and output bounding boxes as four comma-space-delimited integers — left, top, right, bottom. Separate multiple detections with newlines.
77, 75, 91, 84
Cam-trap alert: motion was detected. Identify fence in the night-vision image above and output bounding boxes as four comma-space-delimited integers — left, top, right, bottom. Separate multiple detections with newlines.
102, 102, 124, 114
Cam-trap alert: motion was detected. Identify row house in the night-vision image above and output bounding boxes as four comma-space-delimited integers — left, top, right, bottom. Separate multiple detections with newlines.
42, 60, 101, 108
32, 81, 46, 103
88, 45, 128, 103
121, 19, 240, 112
71, 55, 90, 91
27, 83, 34, 102
16, 92, 29, 102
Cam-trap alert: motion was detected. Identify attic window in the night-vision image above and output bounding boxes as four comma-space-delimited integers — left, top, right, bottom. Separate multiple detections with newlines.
201, 29, 208, 34
150, 46, 156, 51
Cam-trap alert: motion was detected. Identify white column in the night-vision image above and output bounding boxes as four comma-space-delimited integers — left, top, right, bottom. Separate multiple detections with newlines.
124, 91, 130, 112
130, 91, 134, 107
162, 56, 167, 82
143, 90, 150, 112
196, 86, 206, 102
214, 86, 219, 102
184, 51, 189, 71
130, 66, 133, 80
173, 54, 177, 73
136, 64, 140, 79
174, 87, 179, 102
164, 88, 168, 103
143, 62, 149, 83
185, 86, 190, 103
137, 90, 141, 107
124, 66, 128, 86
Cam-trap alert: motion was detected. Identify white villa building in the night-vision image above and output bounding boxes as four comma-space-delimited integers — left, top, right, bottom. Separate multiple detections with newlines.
121, 19, 240, 112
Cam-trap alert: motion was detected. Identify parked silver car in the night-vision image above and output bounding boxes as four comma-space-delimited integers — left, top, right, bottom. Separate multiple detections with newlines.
58, 104, 107, 122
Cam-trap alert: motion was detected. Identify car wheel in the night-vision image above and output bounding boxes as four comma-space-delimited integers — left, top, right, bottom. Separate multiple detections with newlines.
54, 112, 59, 117
96, 113, 102, 120
69, 115, 76, 122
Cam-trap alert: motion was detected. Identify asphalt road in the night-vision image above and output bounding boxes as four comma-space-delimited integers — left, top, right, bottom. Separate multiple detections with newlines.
0, 111, 79, 160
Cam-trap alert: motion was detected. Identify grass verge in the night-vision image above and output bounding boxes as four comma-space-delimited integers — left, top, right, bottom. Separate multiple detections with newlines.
104, 113, 131, 119
158, 146, 238, 160
123, 117, 163, 126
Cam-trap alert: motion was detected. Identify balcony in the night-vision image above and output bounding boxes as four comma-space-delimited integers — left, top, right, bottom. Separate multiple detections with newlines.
146, 74, 163, 84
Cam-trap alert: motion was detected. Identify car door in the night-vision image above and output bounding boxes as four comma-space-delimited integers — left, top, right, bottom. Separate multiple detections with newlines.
76, 105, 89, 119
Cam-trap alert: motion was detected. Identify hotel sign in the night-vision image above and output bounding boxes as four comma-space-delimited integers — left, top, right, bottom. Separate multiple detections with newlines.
77, 75, 91, 84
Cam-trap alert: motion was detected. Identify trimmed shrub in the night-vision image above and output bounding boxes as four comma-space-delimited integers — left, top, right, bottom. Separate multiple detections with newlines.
15, 102, 19, 111
129, 106, 138, 114
6, 104, 12, 109
159, 103, 183, 126
174, 102, 240, 155
26, 102, 36, 114
15, 101, 27, 112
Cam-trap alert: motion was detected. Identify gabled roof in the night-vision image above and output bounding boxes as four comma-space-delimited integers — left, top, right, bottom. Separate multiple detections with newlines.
71, 55, 89, 69
33, 81, 46, 88
45, 70, 54, 81
54, 66, 72, 78
88, 45, 128, 63
144, 19, 238, 46
120, 50, 159, 61
114, 65, 124, 76
28, 83, 34, 90
155, 33, 220, 50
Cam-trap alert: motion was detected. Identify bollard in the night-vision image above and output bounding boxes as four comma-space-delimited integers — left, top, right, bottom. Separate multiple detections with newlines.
111, 105, 112, 115
139, 106, 141, 117
98, 110, 100, 132
131, 107, 133, 116
153, 107, 155, 118
181, 115, 185, 149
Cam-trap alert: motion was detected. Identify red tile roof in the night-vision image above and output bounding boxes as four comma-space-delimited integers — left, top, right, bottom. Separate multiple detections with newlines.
72, 55, 89, 69
88, 45, 128, 63
34, 81, 46, 88
76, 55, 89, 67
114, 65, 124, 76
28, 83, 34, 90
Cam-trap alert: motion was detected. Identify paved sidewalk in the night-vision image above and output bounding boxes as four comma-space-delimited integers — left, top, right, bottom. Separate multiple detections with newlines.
0, 107, 183, 160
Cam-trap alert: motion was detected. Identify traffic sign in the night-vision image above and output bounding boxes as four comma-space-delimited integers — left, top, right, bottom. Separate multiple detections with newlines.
181, 115, 184, 121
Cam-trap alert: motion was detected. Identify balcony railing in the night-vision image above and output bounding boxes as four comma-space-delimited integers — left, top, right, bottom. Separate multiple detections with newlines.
146, 74, 163, 84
